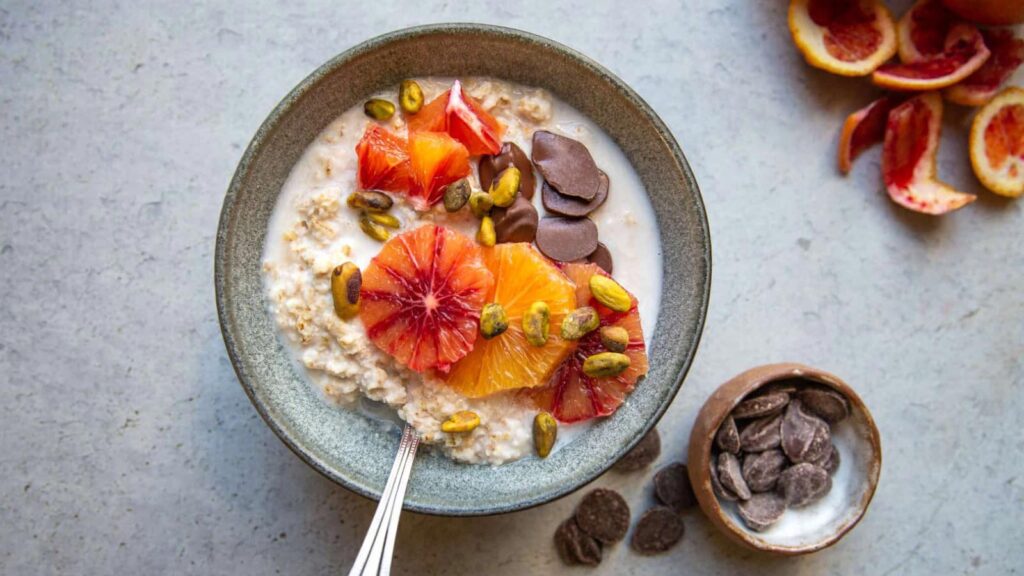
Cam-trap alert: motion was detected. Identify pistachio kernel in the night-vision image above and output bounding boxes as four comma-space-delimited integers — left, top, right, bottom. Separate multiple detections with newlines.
347, 190, 394, 213
330, 262, 361, 320
560, 306, 600, 340
479, 302, 509, 339
522, 301, 551, 347
441, 410, 480, 433
489, 166, 521, 208
477, 216, 497, 247
588, 275, 632, 312
398, 80, 425, 114
363, 98, 396, 120
599, 326, 630, 353
358, 213, 390, 242
366, 212, 400, 229
582, 352, 632, 378
443, 178, 471, 212
533, 412, 558, 458
468, 191, 494, 217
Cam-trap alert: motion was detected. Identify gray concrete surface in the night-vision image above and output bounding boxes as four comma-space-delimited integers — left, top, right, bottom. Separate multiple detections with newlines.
2, 1, 1022, 574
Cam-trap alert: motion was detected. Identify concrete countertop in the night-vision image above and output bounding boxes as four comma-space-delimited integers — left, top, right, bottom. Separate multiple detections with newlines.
1, 0, 1021, 574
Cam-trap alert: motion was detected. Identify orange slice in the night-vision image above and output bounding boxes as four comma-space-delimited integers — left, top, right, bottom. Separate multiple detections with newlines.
945, 30, 1024, 107
443, 243, 577, 398
838, 95, 904, 174
359, 225, 494, 373
882, 92, 976, 213
969, 87, 1024, 197
788, 0, 897, 77
873, 23, 990, 91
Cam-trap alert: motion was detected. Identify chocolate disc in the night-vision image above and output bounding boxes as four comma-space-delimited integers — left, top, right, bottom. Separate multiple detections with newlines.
710, 457, 738, 501
738, 493, 786, 532
738, 413, 782, 453
796, 387, 851, 424
778, 462, 831, 508
717, 452, 751, 501
631, 507, 685, 555
732, 392, 790, 419
541, 171, 609, 217
715, 415, 741, 455
741, 448, 787, 493
479, 142, 536, 200
586, 242, 614, 274
615, 428, 661, 472
535, 217, 598, 262
531, 131, 601, 200
575, 488, 630, 544
491, 195, 538, 243
653, 462, 697, 513
780, 399, 832, 464
554, 517, 602, 566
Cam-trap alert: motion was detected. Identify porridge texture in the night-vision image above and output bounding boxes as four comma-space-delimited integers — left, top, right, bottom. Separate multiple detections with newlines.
263, 78, 662, 464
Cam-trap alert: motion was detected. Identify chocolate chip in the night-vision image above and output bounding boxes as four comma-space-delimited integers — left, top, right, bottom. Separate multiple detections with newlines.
490, 195, 538, 243
715, 415, 741, 455
615, 428, 660, 472
781, 399, 832, 464
732, 392, 790, 419
709, 456, 738, 501
654, 462, 697, 512
741, 448, 787, 493
738, 492, 786, 532
554, 517, 602, 566
535, 216, 598, 262
631, 507, 685, 555
479, 142, 536, 200
778, 462, 831, 508
716, 452, 751, 501
575, 488, 630, 544
531, 131, 601, 200
586, 242, 614, 274
738, 413, 782, 453
541, 171, 609, 217
796, 387, 851, 424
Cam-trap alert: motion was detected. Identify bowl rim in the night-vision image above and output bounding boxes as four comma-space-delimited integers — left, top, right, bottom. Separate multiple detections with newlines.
215, 23, 712, 516
687, 363, 882, 554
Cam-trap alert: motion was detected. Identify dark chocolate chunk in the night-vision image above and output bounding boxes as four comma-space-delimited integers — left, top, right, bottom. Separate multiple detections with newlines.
541, 170, 609, 217
615, 428, 661, 472
796, 387, 851, 424
531, 131, 601, 200
631, 507, 685, 555
741, 448, 787, 493
817, 444, 841, 475
490, 195, 538, 243
479, 142, 536, 200
781, 399, 832, 464
586, 242, 614, 274
738, 413, 782, 453
715, 416, 741, 455
732, 392, 790, 419
654, 462, 697, 512
738, 492, 786, 532
716, 452, 751, 501
710, 456, 738, 501
575, 488, 630, 544
535, 216, 598, 262
778, 462, 831, 508
554, 517, 602, 566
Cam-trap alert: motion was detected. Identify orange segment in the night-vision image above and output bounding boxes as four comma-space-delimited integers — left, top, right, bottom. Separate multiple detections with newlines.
355, 124, 412, 193
407, 131, 471, 211
788, 0, 897, 77
443, 243, 577, 398
407, 81, 504, 156
969, 87, 1024, 197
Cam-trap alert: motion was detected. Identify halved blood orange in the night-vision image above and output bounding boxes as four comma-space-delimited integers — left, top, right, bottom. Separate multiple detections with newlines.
359, 225, 494, 373
407, 131, 471, 211
969, 87, 1024, 197
443, 243, 577, 398
355, 124, 413, 193
896, 0, 956, 64
882, 92, 976, 213
838, 95, 904, 174
526, 263, 649, 424
788, 0, 897, 77
873, 23, 990, 91
407, 80, 504, 156
945, 30, 1024, 107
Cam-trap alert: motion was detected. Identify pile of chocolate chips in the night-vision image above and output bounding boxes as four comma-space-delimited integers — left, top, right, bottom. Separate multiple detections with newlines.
478, 133, 613, 273
710, 380, 850, 531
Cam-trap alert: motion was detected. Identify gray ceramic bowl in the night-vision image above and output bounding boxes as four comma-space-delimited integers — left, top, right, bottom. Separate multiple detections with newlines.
216, 24, 710, 516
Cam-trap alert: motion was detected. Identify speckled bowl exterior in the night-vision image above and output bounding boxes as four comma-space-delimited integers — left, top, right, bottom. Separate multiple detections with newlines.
688, 363, 882, 554
215, 24, 710, 516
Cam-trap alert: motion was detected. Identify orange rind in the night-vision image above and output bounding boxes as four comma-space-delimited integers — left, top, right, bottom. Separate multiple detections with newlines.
969, 87, 1024, 197
788, 0, 897, 77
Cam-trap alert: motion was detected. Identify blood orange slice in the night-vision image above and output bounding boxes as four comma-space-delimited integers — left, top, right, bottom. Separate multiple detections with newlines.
969, 87, 1024, 197
945, 30, 1024, 107
355, 124, 413, 193
407, 80, 504, 156
838, 95, 904, 174
788, 0, 897, 77
359, 225, 494, 373
407, 131, 471, 211
443, 243, 577, 398
873, 23, 990, 91
882, 92, 976, 213
527, 263, 649, 424
896, 0, 956, 64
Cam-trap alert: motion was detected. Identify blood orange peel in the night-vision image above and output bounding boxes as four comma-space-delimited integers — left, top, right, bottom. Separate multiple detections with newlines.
359, 224, 494, 373
969, 87, 1024, 197
408, 80, 504, 156
896, 0, 956, 64
873, 23, 990, 91
882, 92, 976, 213
838, 95, 904, 174
945, 30, 1024, 107
788, 0, 897, 77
